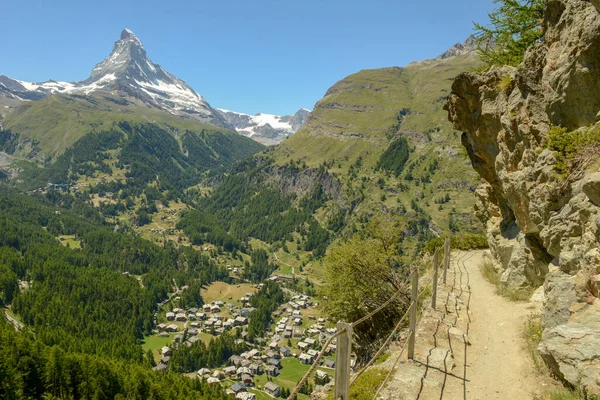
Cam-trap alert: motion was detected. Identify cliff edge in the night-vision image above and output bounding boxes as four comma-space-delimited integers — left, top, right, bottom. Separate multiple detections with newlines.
446, 0, 600, 395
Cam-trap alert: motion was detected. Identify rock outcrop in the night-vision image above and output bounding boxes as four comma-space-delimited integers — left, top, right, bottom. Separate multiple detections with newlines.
445, 0, 600, 395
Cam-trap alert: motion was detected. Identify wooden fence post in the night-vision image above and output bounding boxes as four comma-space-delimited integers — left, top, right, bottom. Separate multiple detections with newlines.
432, 249, 439, 310
408, 266, 418, 360
335, 321, 352, 400
443, 238, 449, 284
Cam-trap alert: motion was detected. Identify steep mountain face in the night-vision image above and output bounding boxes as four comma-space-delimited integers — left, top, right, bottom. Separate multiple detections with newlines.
0, 29, 229, 128
216, 108, 311, 145
446, 0, 600, 395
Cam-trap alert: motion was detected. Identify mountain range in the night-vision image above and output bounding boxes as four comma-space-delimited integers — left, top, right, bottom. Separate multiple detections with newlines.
0, 29, 310, 144
216, 108, 311, 145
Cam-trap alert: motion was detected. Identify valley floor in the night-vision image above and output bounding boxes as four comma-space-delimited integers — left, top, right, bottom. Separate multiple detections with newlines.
379, 250, 551, 399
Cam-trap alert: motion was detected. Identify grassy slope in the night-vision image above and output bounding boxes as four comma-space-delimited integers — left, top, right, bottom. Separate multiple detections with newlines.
274, 51, 483, 248
3, 92, 260, 157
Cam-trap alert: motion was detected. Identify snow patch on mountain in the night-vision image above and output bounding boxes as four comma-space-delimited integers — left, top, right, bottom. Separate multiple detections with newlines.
216, 108, 311, 145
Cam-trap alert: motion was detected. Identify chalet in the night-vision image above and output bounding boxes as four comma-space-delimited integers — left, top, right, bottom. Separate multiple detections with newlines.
167, 324, 178, 332
196, 312, 207, 320
280, 347, 291, 357
157, 323, 167, 331
173, 308, 181, 313
264, 381, 281, 398
293, 329, 305, 338
283, 330, 292, 339
240, 374, 253, 385
324, 360, 336, 368
264, 365, 279, 376
299, 353, 313, 364
236, 393, 255, 400
159, 331, 169, 337
211, 305, 221, 313
188, 307, 199, 314
224, 319, 235, 329
190, 322, 200, 328
152, 364, 167, 372
214, 319, 222, 328
240, 359, 252, 367
235, 316, 248, 326
206, 377, 220, 384
231, 382, 247, 394
160, 356, 170, 364
161, 346, 171, 356
188, 328, 197, 336
318, 318, 326, 324
215, 300, 225, 307
187, 336, 199, 345
203, 304, 212, 312
173, 334, 184, 343
305, 338, 317, 347
212, 370, 224, 379
267, 358, 281, 368
166, 312, 175, 321
247, 349, 260, 359
307, 349, 319, 357
266, 350, 280, 360
315, 370, 329, 384
297, 342, 309, 351
230, 355, 243, 366
236, 366, 252, 377
197, 368, 211, 376
293, 317, 302, 326
249, 363, 262, 375
224, 365, 237, 375
269, 342, 279, 349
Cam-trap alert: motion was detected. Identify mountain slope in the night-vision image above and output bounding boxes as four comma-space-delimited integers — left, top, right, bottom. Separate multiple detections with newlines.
268, 40, 484, 245
0, 29, 229, 128
216, 108, 310, 145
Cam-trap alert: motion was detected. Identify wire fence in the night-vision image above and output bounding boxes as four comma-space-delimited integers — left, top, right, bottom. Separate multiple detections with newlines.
287, 238, 452, 400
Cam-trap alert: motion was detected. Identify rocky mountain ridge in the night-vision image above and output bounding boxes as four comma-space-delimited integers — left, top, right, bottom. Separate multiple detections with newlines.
0, 29, 229, 128
446, 0, 600, 395
216, 108, 310, 145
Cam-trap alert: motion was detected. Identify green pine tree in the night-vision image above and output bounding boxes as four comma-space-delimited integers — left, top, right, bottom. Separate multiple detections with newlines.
474, 0, 545, 67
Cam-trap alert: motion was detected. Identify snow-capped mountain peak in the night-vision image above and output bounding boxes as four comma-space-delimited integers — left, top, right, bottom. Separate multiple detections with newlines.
1, 29, 229, 128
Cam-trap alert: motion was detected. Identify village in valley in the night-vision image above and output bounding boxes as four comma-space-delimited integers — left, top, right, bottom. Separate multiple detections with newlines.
144, 276, 342, 399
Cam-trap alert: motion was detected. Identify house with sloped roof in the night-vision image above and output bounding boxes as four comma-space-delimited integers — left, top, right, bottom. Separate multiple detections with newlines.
264, 381, 281, 397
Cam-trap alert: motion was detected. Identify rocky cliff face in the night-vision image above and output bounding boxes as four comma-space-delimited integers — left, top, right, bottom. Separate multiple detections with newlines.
446, 0, 600, 395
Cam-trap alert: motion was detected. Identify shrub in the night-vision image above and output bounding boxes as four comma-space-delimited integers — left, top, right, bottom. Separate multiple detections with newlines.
546, 125, 600, 178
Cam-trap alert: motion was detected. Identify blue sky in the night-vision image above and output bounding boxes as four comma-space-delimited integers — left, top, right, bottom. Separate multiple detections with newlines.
1, 0, 495, 116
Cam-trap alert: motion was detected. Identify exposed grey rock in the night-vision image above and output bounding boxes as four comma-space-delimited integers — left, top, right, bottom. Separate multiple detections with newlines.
538, 323, 600, 397
445, 0, 600, 391
583, 173, 600, 207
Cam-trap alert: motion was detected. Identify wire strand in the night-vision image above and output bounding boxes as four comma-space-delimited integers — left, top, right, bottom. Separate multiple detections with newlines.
349, 301, 413, 386
351, 271, 414, 329
287, 328, 346, 400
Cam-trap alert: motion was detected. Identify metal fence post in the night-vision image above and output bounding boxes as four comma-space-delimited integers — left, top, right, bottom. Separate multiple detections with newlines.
335, 321, 352, 400
408, 265, 418, 360
432, 249, 439, 310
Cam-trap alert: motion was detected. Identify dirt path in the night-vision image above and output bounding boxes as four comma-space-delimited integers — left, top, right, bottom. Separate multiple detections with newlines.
445, 250, 542, 399
378, 250, 543, 400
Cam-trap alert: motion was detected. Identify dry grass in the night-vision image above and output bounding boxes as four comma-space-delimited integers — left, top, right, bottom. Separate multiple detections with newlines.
479, 261, 535, 302
201, 282, 257, 304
